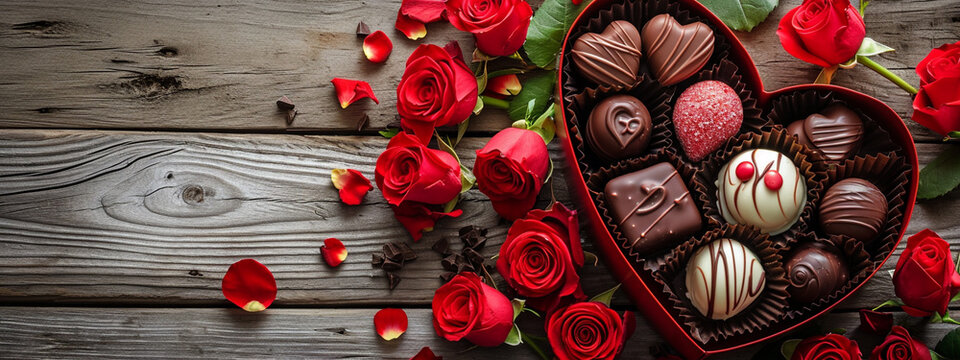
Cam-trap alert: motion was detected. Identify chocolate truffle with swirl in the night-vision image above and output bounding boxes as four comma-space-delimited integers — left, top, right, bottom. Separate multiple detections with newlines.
586, 94, 653, 162
685, 238, 766, 320
785, 242, 849, 303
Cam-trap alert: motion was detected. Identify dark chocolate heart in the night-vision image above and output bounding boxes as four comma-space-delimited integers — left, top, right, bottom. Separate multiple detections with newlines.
571, 20, 643, 88
787, 105, 864, 161
641, 14, 714, 86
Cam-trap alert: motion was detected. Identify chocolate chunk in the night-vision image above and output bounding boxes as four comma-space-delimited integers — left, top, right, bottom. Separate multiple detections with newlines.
819, 178, 887, 243
787, 105, 863, 161
440, 271, 456, 283
386, 272, 401, 290
463, 248, 484, 266
587, 94, 652, 162
458, 261, 475, 274
685, 238, 765, 320
356, 21, 371, 38
459, 225, 487, 250
571, 21, 642, 88
276, 95, 295, 110
441, 255, 458, 272
356, 113, 369, 131
604, 162, 702, 254
371, 253, 385, 267
397, 242, 417, 261
641, 14, 714, 86
786, 242, 849, 303
381, 258, 402, 272
285, 109, 298, 125
383, 243, 402, 262
432, 238, 451, 255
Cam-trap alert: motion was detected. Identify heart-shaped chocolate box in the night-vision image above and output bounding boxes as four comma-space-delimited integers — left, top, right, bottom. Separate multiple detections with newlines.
556, 0, 920, 358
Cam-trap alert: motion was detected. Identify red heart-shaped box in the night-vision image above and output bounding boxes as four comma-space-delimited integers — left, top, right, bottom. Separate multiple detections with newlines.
556, 0, 919, 358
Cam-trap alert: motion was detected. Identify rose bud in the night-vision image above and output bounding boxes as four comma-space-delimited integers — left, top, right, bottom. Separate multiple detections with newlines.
400, 0, 446, 23
221, 259, 277, 312
776, 0, 866, 67
395, 10, 428, 40
397, 43, 477, 144
375, 132, 461, 207
445, 0, 532, 57
362, 30, 393, 63
791, 333, 861, 360
912, 41, 960, 136
320, 238, 348, 267
331, 78, 379, 109
893, 229, 960, 317
374, 308, 408, 341
392, 201, 463, 241
474, 128, 550, 221
869, 326, 931, 360
497, 202, 586, 312
546, 302, 635, 360
486, 74, 522, 96
331, 168, 373, 205
432, 272, 513, 347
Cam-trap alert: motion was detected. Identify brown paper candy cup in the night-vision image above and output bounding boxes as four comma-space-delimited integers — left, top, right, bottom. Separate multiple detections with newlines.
780, 232, 874, 318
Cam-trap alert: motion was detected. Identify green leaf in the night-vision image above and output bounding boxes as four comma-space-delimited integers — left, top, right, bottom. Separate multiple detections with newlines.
583, 251, 599, 266
460, 164, 476, 193
378, 128, 400, 138
511, 298, 526, 320
522, 307, 541, 318
931, 350, 945, 360
872, 298, 905, 311
780, 339, 801, 360
859, 0, 870, 16
523, 0, 590, 68
939, 327, 960, 358
487, 68, 526, 79
508, 71, 556, 121
504, 324, 523, 346
544, 158, 554, 184
827, 328, 847, 335
476, 61, 489, 93
527, 102, 557, 144
473, 97, 484, 115
947, 131, 960, 140
589, 284, 621, 307
456, 118, 470, 147
472, 48, 497, 63
697, 0, 778, 32
856, 37, 895, 58
918, 145, 960, 199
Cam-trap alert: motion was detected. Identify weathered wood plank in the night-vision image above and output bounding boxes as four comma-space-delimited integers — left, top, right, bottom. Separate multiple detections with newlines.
0, 129, 957, 310
0, 0, 956, 138
0, 307, 954, 359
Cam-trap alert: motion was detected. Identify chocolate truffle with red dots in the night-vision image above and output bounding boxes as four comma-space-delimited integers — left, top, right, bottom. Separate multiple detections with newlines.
716, 149, 807, 235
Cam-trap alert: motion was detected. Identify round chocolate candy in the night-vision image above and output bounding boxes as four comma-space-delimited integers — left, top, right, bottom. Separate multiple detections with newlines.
586, 95, 652, 161
819, 178, 887, 243
685, 238, 765, 320
785, 242, 849, 303
716, 149, 807, 235
786, 105, 863, 161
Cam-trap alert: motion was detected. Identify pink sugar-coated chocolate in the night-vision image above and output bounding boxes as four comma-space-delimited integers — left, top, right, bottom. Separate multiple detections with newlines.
672, 80, 743, 161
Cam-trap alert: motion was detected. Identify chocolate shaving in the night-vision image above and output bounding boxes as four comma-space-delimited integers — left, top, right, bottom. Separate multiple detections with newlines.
463, 248, 484, 266
459, 225, 488, 250
397, 242, 417, 261
440, 271, 456, 283
432, 238, 451, 255
276, 95, 295, 110
357, 113, 369, 131
441, 255, 458, 272
285, 109, 298, 125
371, 253, 385, 267
386, 272, 401, 290
356, 21, 371, 38
381, 258, 402, 272
383, 243, 402, 262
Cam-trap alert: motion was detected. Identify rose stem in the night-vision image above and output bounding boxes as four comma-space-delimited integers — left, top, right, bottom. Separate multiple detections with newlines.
480, 95, 510, 110
521, 332, 550, 360
857, 55, 918, 95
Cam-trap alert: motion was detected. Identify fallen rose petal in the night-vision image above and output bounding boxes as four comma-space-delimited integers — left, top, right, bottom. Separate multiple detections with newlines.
401, 0, 446, 23
222, 259, 277, 312
363, 30, 393, 63
374, 308, 408, 340
396, 10, 427, 40
859, 309, 894, 334
410, 347, 442, 360
331, 78, 379, 109
392, 201, 463, 241
321, 238, 348, 267
331, 168, 373, 205
486, 74, 521, 96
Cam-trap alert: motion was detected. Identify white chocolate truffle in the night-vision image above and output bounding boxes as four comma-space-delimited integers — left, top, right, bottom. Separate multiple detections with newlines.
716, 149, 807, 235
685, 238, 765, 320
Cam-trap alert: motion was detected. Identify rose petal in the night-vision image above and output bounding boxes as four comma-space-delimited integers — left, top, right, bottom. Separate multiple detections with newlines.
321, 238, 348, 267
331, 78, 379, 109
221, 259, 277, 312
401, 0, 446, 23
396, 10, 427, 40
859, 309, 893, 334
363, 30, 393, 63
410, 347, 442, 360
486, 74, 522, 96
392, 201, 463, 241
374, 308, 408, 340
331, 169, 373, 205
443, 40, 465, 63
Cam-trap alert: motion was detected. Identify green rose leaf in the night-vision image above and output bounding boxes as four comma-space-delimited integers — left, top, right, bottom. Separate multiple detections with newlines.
936, 327, 960, 358
378, 128, 400, 138
698, 0, 778, 32
508, 71, 556, 121
589, 283, 621, 307
523, 0, 590, 68
504, 324, 523, 346
780, 339, 801, 360
856, 37, 895, 58
918, 145, 960, 199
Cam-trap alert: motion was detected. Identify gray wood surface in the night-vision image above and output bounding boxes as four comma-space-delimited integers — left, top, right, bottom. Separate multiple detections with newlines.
0, 0, 958, 358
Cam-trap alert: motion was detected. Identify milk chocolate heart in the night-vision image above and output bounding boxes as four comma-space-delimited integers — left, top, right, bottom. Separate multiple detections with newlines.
586, 94, 652, 161
787, 105, 864, 161
571, 20, 643, 88
641, 14, 714, 86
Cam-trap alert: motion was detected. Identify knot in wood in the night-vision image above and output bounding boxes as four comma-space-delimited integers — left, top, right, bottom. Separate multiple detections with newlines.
181, 185, 205, 204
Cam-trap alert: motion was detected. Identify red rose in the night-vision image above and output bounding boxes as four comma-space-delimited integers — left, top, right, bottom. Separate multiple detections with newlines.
474, 128, 550, 221
869, 326, 931, 360
397, 43, 478, 144
776, 0, 866, 67
893, 229, 960, 317
497, 202, 586, 312
375, 132, 461, 207
791, 334, 861, 360
445, 0, 533, 57
391, 201, 462, 241
912, 41, 960, 137
546, 302, 635, 360
432, 272, 514, 347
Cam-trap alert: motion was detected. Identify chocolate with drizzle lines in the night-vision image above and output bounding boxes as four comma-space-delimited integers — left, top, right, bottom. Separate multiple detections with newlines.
571, 20, 643, 88
716, 149, 807, 235
685, 238, 765, 320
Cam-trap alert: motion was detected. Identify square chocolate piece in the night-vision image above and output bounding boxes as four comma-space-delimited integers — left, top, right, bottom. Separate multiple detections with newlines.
604, 162, 702, 254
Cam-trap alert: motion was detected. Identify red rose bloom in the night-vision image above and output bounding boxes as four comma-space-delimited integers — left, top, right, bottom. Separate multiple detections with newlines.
869, 326, 931, 360
375, 132, 461, 207
791, 333, 861, 360
497, 202, 586, 312
893, 229, 960, 317
546, 302, 635, 360
397, 43, 478, 144
432, 272, 513, 347
776, 0, 866, 67
912, 41, 960, 136
445, 0, 533, 57
474, 128, 550, 221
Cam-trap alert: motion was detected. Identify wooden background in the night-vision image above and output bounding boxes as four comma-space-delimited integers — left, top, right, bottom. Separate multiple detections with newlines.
0, 0, 958, 358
